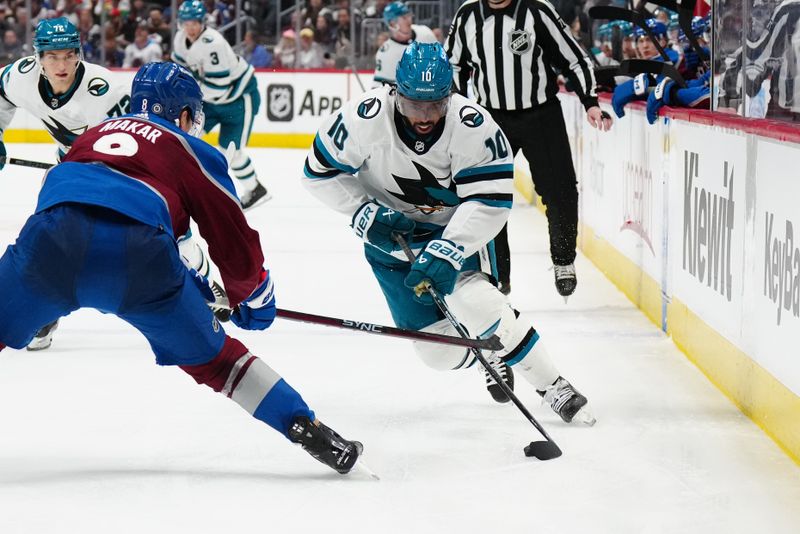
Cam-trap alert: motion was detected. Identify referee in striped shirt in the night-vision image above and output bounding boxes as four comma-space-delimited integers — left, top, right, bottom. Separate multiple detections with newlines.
445, 0, 612, 298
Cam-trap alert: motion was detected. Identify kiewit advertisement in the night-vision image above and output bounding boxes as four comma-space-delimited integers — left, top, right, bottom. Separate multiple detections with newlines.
668, 121, 747, 346
750, 137, 800, 395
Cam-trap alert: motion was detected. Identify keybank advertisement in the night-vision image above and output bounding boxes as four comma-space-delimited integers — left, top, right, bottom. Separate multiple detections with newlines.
669, 121, 747, 346
4, 70, 364, 136
752, 138, 800, 394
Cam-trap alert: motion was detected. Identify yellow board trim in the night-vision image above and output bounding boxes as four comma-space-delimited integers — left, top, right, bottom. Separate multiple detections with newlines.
3, 129, 317, 150
668, 298, 800, 465
514, 166, 800, 464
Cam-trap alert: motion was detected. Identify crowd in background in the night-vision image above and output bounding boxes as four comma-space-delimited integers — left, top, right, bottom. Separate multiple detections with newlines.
0, 0, 797, 123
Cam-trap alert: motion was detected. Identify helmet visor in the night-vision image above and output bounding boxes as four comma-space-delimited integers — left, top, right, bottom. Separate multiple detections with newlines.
396, 93, 449, 122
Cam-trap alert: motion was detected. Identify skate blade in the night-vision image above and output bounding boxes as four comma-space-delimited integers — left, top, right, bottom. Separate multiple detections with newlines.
351, 456, 380, 481
563, 296, 570, 304
26, 337, 53, 351
243, 192, 273, 212
573, 405, 596, 426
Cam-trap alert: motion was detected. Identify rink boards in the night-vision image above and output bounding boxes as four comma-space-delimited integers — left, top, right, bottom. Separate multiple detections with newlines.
543, 93, 800, 463
5, 69, 799, 463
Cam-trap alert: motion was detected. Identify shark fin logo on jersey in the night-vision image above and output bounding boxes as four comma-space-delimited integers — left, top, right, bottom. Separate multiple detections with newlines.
508, 30, 532, 55
17, 58, 36, 74
389, 161, 458, 214
357, 97, 382, 119
88, 77, 110, 97
42, 116, 87, 148
459, 106, 484, 128
202, 36, 213, 43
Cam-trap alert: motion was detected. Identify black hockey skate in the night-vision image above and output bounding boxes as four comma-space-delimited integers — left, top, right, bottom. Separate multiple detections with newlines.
537, 376, 593, 424
553, 263, 577, 298
241, 181, 271, 211
27, 319, 59, 351
482, 354, 515, 403
208, 280, 231, 322
288, 416, 363, 474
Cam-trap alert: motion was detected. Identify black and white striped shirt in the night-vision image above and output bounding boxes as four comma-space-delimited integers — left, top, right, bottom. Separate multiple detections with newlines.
445, 0, 598, 111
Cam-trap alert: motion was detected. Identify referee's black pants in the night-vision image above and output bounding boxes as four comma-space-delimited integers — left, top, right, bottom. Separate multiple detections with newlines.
487, 99, 579, 285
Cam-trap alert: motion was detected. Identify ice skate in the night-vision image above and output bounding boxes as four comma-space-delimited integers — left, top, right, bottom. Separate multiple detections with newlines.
288, 416, 363, 474
538, 376, 595, 425
482, 354, 515, 403
240, 181, 271, 211
27, 319, 59, 351
553, 263, 577, 300
208, 280, 231, 322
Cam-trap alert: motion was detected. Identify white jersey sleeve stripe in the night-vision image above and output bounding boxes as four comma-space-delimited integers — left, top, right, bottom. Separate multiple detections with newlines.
312, 135, 360, 175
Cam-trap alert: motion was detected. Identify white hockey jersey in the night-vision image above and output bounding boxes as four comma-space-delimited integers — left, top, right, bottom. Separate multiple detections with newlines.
373, 25, 438, 87
0, 57, 130, 153
303, 87, 514, 260
171, 26, 254, 105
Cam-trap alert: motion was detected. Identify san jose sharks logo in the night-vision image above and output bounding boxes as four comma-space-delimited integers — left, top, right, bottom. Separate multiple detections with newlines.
357, 97, 381, 119
17, 58, 36, 74
87, 77, 109, 96
388, 161, 458, 214
41, 115, 86, 148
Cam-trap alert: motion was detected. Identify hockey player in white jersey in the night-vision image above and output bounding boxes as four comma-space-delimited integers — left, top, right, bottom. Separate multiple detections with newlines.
0, 18, 225, 351
0, 18, 130, 160
171, 0, 269, 210
304, 42, 594, 425
372, 1, 437, 87
0, 17, 132, 351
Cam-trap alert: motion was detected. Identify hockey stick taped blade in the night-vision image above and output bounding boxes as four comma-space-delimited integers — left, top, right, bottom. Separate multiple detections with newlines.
524, 441, 562, 460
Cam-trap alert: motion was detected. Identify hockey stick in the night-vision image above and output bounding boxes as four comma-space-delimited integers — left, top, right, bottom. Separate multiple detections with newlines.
645, 0, 709, 60
588, 5, 672, 63
0, 157, 54, 170
393, 234, 562, 460
619, 58, 687, 87
276, 308, 503, 350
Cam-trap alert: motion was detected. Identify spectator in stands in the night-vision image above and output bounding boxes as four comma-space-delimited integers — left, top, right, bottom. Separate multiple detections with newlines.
77, 8, 102, 62
302, 0, 326, 27
242, 30, 272, 67
333, 7, 353, 67
0, 28, 22, 63
298, 26, 325, 68
10, 5, 29, 42
147, 7, 171, 47
314, 12, 336, 55
275, 28, 297, 68
123, 23, 163, 67
103, 28, 125, 67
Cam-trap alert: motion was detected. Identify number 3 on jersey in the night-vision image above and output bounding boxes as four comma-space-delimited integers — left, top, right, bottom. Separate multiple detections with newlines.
327, 113, 349, 150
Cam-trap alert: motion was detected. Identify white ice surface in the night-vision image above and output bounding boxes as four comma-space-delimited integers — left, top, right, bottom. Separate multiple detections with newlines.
0, 145, 798, 534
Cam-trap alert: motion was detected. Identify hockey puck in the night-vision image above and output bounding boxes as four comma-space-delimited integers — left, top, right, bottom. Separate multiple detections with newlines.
523, 440, 562, 460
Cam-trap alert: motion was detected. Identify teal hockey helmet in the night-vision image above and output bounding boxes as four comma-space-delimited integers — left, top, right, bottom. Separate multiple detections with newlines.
178, 0, 207, 22
33, 17, 81, 54
395, 42, 452, 101
383, 1, 410, 25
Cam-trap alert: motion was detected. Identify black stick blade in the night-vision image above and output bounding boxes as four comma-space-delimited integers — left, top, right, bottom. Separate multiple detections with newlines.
524, 441, 562, 460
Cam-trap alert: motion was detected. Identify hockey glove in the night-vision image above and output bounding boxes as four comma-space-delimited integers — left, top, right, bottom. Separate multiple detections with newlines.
352, 201, 415, 254
404, 239, 464, 304
646, 75, 710, 124
611, 74, 650, 118
0, 137, 6, 171
232, 270, 276, 330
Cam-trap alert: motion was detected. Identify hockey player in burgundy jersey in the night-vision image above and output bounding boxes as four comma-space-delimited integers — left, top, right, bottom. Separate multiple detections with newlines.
0, 62, 363, 475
